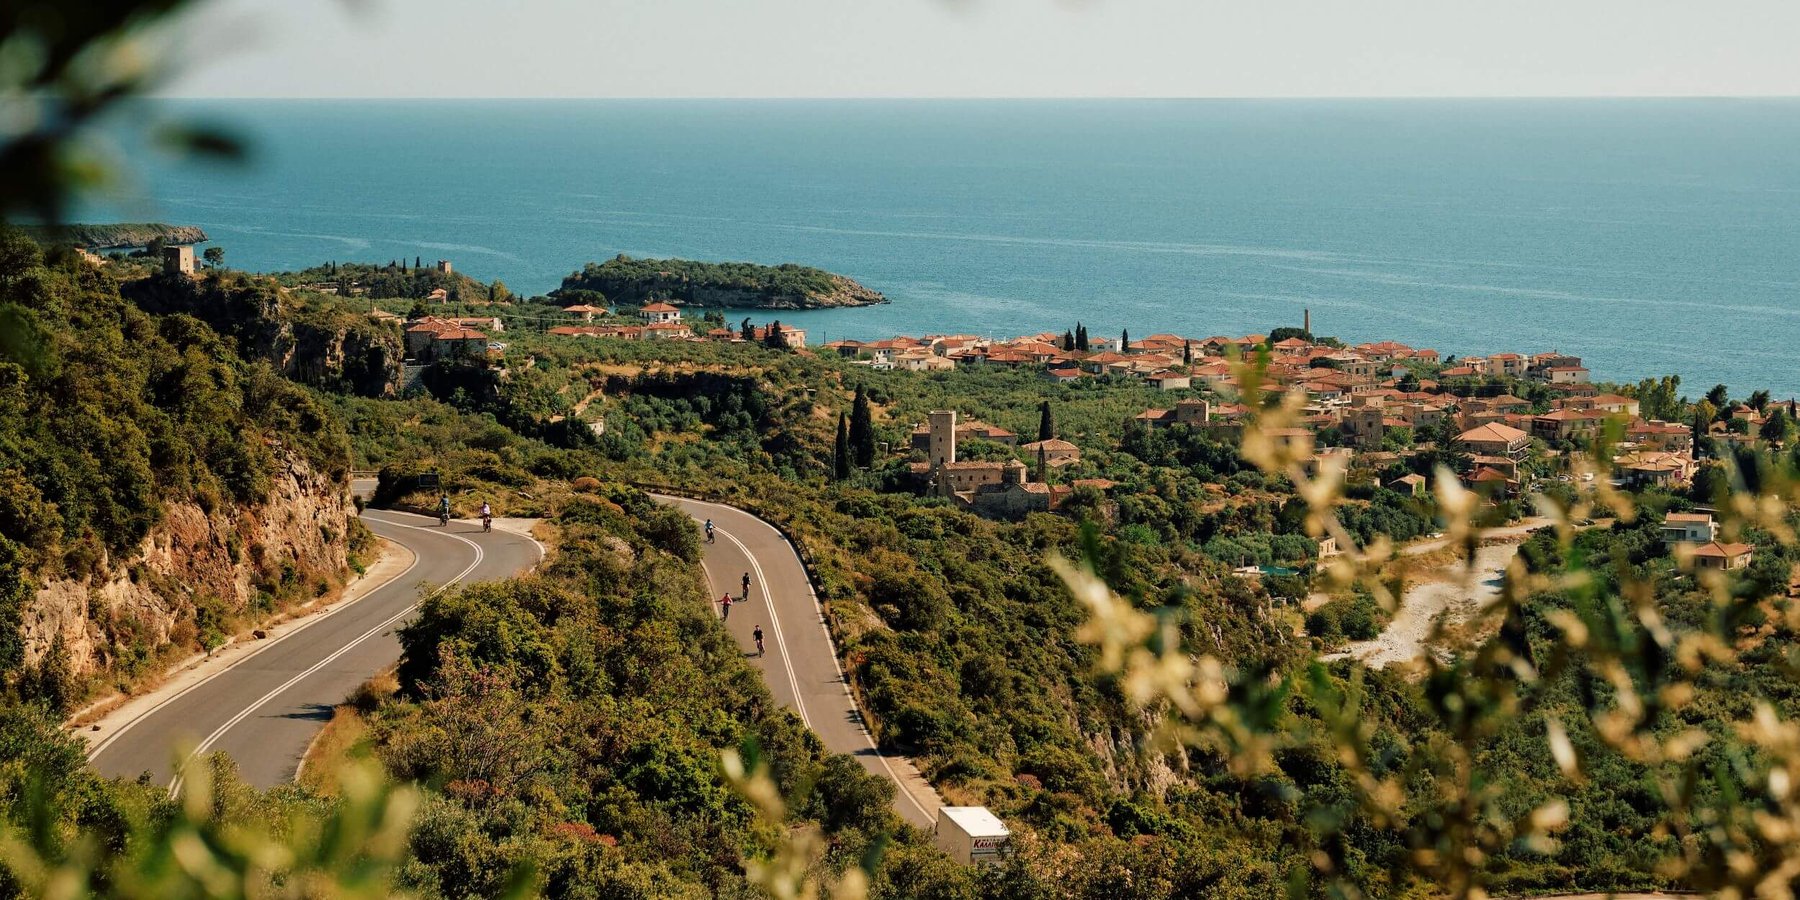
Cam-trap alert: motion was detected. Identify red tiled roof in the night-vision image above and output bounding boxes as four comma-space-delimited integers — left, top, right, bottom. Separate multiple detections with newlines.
1693, 541, 1754, 558
1459, 423, 1529, 443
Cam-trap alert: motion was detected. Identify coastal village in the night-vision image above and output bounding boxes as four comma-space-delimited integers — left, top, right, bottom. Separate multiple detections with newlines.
109, 238, 1795, 583
395, 296, 1794, 574
29, 230, 1800, 898
522, 297, 1785, 507
135, 233, 1789, 575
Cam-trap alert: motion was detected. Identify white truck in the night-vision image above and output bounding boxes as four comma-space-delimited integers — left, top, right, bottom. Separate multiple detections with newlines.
934, 806, 1010, 865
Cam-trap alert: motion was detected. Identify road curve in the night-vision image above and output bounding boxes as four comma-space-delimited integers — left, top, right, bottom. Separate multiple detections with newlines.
655, 494, 944, 829
87, 510, 542, 789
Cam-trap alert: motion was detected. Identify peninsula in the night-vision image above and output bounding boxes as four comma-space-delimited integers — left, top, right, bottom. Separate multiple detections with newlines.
22, 222, 209, 250
557, 254, 887, 310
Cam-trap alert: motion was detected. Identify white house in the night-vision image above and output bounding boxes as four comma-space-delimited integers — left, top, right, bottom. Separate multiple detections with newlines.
1662, 512, 1718, 545
639, 302, 682, 325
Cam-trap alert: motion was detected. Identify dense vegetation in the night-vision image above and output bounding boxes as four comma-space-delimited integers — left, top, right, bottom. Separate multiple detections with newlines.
8, 228, 1800, 897
0, 231, 352, 691
418, 329, 1800, 897
272, 260, 500, 304
557, 255, 884, 308
126, 270, 406, 397
366, 488, 902, 897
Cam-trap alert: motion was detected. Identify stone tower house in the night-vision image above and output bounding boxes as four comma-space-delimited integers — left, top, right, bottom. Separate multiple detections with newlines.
928, 409, 958, 466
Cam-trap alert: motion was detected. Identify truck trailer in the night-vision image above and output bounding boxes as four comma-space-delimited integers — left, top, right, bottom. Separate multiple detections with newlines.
934, 806, 1010, 865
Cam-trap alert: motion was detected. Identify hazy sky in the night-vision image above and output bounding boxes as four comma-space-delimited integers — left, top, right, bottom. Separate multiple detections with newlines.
163, 0, 1800, 98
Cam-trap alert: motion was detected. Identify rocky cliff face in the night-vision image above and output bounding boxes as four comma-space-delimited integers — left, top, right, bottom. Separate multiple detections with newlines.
127, 273, 405, 397
267, 312, 406, 397
21, 453, 352, 681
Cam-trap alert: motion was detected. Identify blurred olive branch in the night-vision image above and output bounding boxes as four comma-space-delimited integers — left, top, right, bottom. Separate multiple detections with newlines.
1052, 353, 1800, 898
0, 0, 243, 225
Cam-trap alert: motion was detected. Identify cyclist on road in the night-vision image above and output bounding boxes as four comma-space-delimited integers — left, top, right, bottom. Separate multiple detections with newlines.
720, 593, 733, 620
480, 500, 493, 532
437, 495, 451, 526
753, 625, 765, 657
741, 572, 752, 601
704, 519, 715, 543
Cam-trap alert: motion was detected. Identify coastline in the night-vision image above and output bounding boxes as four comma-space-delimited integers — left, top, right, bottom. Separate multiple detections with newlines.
106, 98, 1800, 395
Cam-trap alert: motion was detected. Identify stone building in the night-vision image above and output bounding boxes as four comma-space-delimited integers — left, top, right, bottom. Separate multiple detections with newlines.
163, 245, 195, 275
910, 409, 1067, 518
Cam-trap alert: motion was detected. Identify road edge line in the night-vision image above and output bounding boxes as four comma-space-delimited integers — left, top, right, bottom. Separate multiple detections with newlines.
84, 524, 422, 764
169, 513, 485, 795
661, 494, 938, 826
714, 525, 810, 730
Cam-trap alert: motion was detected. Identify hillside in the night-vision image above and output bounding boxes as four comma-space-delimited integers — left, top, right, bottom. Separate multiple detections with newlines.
271, 260, 501, 304
0, 241, 924, 899
441, 333, 1800, 898
559, 254, 887, 309
125, 272, 406, 397
0, 230, 358, 703
20, 223, 209, 250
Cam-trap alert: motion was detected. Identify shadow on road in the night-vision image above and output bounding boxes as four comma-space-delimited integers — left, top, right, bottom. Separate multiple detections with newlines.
269, 703, 335, 723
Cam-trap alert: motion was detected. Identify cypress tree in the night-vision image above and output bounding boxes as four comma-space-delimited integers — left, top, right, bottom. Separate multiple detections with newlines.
741, 317, 755, 342
1182, 341, 1193, 366
834, 412, 852, 480
1037, 400, 1054, 442
1121, 328, 1130, 352
1062, 329, 1075, 351
1693, 404, 1715, 460
1761, 409, 1790, 445
849, 386, 875, 467
764, 320, 784, 349
1075, 324, 1089, 352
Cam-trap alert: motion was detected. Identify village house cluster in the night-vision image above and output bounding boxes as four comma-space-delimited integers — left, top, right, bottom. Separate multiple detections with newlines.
402, 315, 506, 364
547, 302, 807, 347
907, 409, 1113, 518
527, 302, 1787, 564
844, 323, 1788, 556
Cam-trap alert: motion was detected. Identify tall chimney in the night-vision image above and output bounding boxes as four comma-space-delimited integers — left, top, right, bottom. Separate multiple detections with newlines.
1304, 308, 1311, 336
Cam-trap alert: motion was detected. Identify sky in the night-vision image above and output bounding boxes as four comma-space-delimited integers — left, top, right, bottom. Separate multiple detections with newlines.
161, 0, 1800, 98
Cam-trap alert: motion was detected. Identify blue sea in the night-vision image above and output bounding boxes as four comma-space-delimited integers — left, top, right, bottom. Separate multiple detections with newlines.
90, 99, 1800, 395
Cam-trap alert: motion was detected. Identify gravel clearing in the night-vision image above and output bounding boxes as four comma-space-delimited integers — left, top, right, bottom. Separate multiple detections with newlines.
1322, 542, 1520, 669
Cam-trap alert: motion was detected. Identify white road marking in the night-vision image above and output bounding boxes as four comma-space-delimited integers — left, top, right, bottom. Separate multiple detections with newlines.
168, 513, 484, 795
713, 523, 810, 730
85, 522, 423, 764
669, 496, 938, 825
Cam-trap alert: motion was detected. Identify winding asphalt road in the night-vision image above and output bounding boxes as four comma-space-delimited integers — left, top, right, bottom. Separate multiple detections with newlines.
87, 509, 542, 789
656, 494, 944, 829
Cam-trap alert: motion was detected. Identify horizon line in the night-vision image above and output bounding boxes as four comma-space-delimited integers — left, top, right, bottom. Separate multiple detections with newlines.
148, 93, 1800, 102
